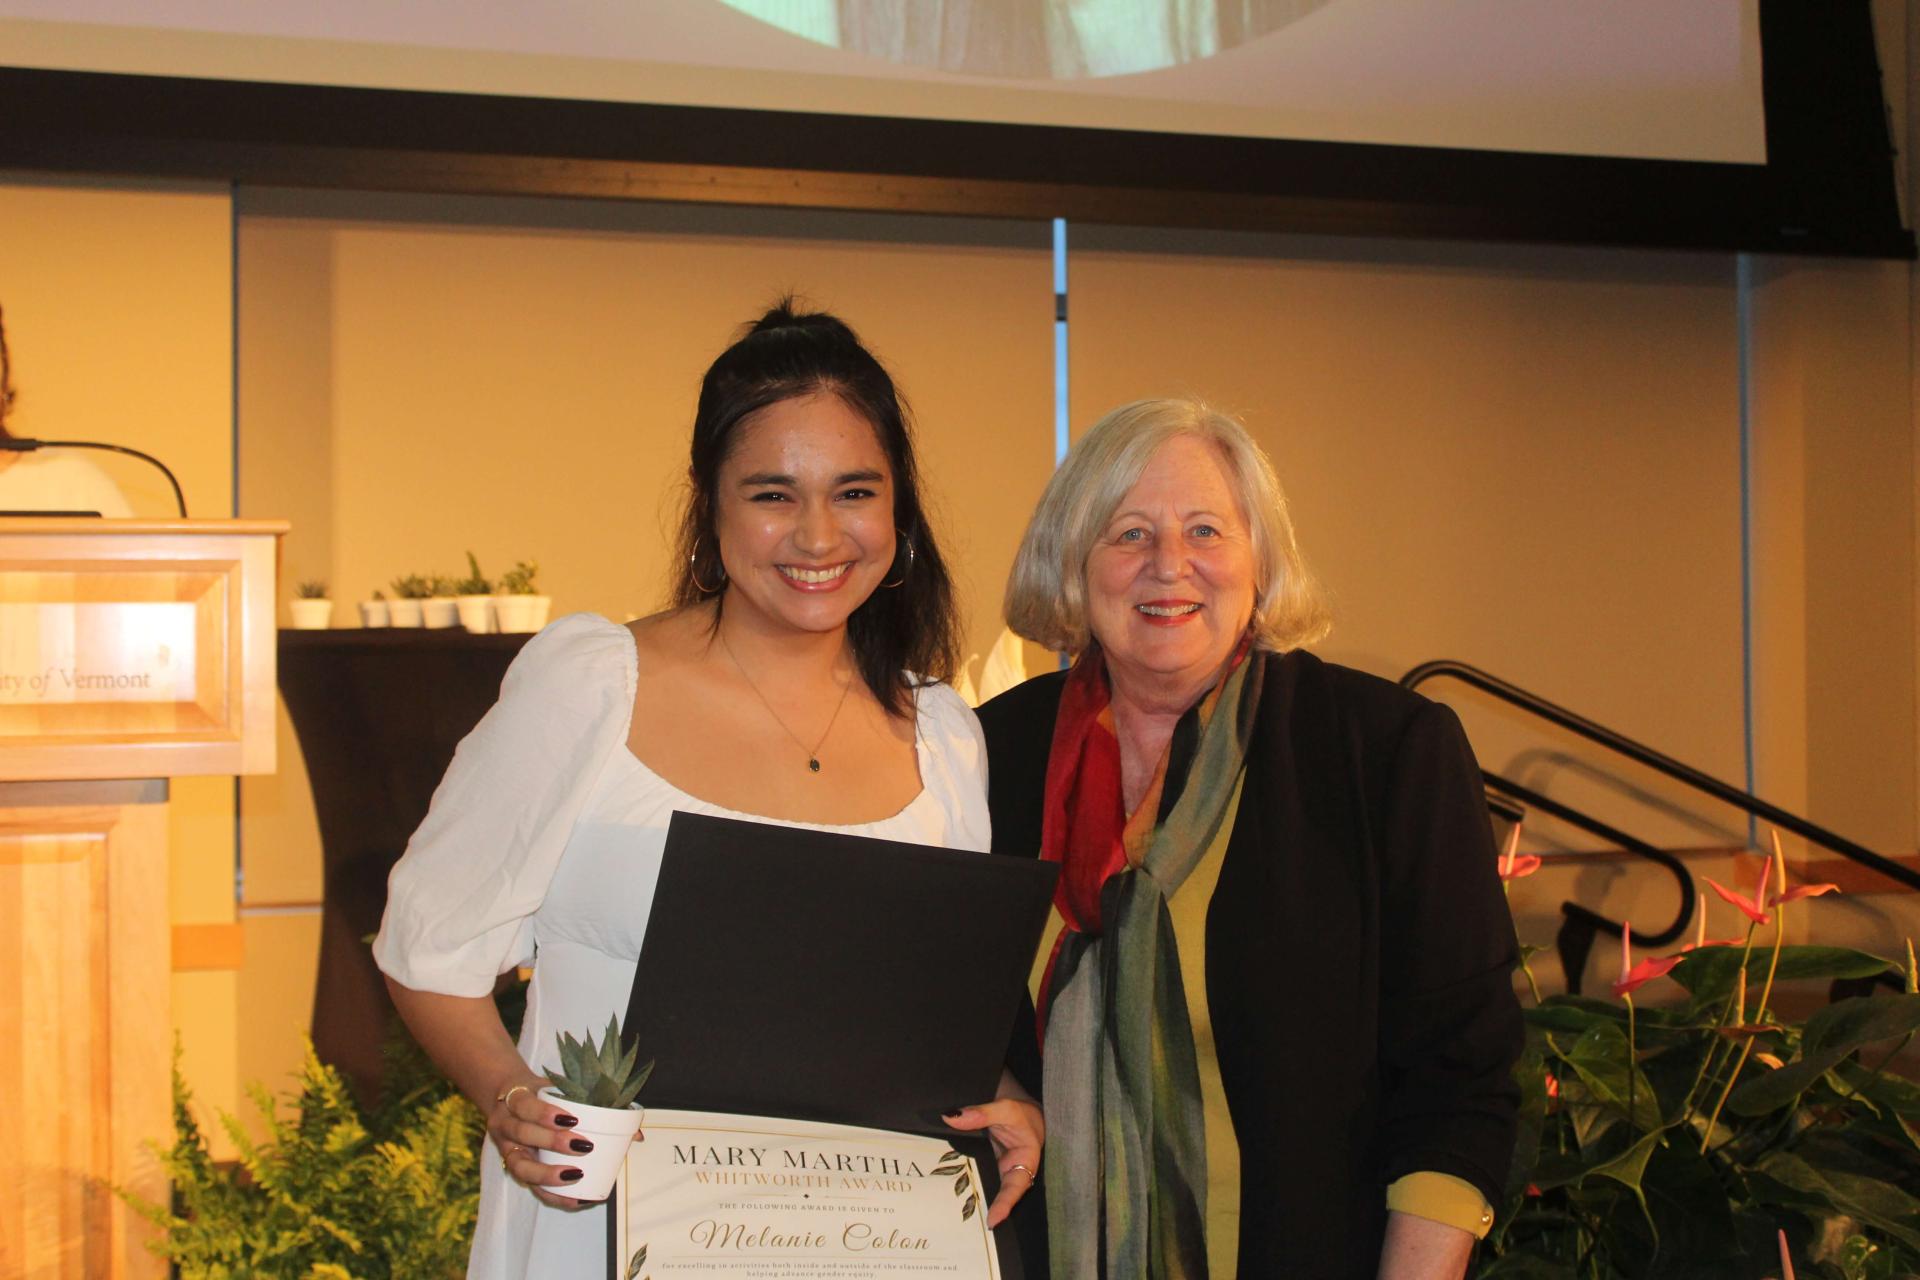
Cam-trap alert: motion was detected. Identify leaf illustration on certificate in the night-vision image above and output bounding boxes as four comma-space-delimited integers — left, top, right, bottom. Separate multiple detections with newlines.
929, 1148, 981, 1221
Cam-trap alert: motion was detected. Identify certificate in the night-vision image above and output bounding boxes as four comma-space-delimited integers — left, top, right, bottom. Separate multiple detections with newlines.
610, 1109, 1001, 1279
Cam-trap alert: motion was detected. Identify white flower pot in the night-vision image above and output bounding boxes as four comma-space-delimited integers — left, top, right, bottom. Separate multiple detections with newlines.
388, 598, 424, 627
493, 594, 551, 634
288, 598, 333, 630
358, 599, 391, 628
455, 594, 496, 633
421, 597, 459, 629
535, 1087, 644, 1201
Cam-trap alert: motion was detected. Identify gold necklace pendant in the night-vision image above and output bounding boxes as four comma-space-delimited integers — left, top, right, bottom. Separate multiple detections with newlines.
719, 628, 854, 775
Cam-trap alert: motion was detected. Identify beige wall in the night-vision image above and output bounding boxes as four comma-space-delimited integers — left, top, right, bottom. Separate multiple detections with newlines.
0, 177, 243, 1129
1071, 229, 1749, 853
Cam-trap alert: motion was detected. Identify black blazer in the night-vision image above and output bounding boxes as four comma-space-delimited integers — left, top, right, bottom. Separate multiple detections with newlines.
980, 650, 1523, 1280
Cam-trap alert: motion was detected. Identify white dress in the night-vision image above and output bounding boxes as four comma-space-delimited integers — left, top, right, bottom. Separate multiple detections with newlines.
372, 613, 993, 1280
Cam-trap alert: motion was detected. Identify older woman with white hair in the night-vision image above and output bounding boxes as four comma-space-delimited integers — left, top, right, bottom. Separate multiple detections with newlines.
981, 399, 1522, 1280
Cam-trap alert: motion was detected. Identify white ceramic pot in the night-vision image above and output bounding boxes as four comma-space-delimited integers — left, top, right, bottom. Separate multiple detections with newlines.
455, 594, 496, 633
288, 598, 333, 630
535, 1087, 644, 1201
493, 594, 552, 634
421, 597, 459, 629
388, 598, 424, 627
358, 599, 391, 628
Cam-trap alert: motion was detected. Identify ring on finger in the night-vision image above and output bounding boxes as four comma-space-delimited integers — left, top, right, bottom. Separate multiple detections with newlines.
501, 1143, 524, 1173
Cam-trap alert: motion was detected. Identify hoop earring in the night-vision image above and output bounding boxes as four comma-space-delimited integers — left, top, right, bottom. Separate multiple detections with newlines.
689, 544, 728, 595
881, 532, 915, 589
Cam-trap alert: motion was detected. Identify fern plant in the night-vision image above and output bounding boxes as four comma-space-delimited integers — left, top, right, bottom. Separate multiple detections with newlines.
125, 1043, 483, 1280
544, 1014, 654, 1110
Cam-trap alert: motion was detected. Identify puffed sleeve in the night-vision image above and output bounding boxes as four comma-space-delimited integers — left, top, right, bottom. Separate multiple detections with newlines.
373, 613, 635, 996
913, 680, 993, 854
1375, 700, 1525, 1209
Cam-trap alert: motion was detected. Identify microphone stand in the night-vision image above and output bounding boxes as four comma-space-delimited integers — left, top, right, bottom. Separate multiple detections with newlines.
0, 438, 188, 517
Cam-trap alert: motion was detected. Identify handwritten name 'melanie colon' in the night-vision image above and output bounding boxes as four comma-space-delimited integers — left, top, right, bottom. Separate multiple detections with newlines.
1, 668, 153, 696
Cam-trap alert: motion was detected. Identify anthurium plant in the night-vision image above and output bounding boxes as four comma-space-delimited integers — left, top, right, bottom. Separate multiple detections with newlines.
1483, 837, 1920, 1280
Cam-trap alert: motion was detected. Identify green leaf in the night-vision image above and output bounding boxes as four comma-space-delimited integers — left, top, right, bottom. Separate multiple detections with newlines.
1674, 946, 1894, 1004
955, 1171, 971, 1197
1587, 1129, 1662, 1237
1731, 997, 1920, 1116
1557, 1023, 1662, 1131
626, 1243, 648, 1280
1756, 1151, 1920, 1253
1527, 998, 1627, 1037
1804, 994, 1920, 1057
1638, 1136, 1740, 1265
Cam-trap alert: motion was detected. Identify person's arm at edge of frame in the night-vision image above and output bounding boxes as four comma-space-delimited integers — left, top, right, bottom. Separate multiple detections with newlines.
1373, 698, 1527, 1280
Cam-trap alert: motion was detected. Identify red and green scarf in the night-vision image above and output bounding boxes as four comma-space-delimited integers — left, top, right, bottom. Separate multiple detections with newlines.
1038, 640, 1264, 1280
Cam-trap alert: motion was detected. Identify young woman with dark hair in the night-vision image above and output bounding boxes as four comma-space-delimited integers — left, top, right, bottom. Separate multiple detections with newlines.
376, 301, 1040, 1279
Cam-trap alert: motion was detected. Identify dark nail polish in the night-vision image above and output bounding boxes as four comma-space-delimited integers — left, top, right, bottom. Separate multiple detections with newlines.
553, 1114, 579, 1128
559, 1168, 584, 1182
570, 1138, 595, 1154
942, 1108, 963, 1118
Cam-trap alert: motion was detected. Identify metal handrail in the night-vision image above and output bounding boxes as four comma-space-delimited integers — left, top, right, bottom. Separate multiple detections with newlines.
1403, 659, 1919, 892
1482, 772, 1696, 947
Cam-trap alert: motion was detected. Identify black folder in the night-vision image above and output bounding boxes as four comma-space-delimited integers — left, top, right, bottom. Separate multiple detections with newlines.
613, 810, 1058, 1278
625, 810, 1056, 1131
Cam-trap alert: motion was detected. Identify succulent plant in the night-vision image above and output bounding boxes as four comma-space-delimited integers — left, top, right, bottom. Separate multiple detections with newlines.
371, 588, 386, 601
499, 560, 540, 595
295, 580, 328, 599
428, 574, 460, 598
543, 1014, 653, 1110
390, 574, 432, 600
453, 551, 492, 596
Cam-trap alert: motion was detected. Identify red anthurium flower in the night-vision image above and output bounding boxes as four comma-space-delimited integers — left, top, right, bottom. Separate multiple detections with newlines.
1764, 828, 1840, 908
1543, 1071, 1559, 1099
1497, 824, 1541, 881
1611, 922, 1682, 999
1678, 900, 1742, 953
1525, 1183, 1543, 1197
1703, 855, 1773, 926
1778, 1227, 1796, 1280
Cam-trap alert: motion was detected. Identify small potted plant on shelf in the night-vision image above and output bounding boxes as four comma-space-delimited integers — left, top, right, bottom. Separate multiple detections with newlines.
388, 574, 431, 627
288, 580, 333, 629
422, 574, 460, 629
453, 551, 495, 633
358, 588, 390, 628
494, 559, 550, 634
537, 1014, 654, 1201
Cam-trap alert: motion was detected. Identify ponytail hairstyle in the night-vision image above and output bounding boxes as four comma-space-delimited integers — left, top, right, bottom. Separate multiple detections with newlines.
672, 299, 960, 717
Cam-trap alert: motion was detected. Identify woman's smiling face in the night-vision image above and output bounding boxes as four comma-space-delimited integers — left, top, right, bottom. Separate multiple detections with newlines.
1084, 434, 1257, 696
712, 391, 897, 636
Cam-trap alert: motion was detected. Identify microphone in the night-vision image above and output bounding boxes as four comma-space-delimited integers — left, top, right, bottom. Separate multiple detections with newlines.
0, 437, 187, 517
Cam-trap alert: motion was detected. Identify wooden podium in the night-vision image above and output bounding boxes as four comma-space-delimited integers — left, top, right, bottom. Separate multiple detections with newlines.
0, 518, 284, 1279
